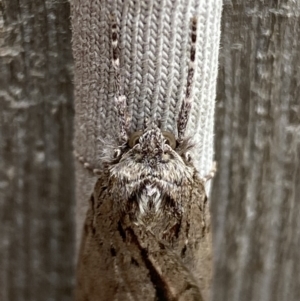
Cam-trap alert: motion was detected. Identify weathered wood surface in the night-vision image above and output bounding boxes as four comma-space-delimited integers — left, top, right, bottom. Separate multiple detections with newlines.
211, 1, 300, 301
0, 0, 74, 300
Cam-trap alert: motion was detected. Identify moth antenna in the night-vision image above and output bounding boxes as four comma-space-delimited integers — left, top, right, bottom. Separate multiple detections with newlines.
111, 14, 129, 143
177, 17, 197, 140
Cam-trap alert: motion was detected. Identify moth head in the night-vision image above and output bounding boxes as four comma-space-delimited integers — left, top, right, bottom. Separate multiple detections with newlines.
108, 123, 194, 188
125, 125, 178, 166
124, 123, 191, 165
128, 129, 176, 149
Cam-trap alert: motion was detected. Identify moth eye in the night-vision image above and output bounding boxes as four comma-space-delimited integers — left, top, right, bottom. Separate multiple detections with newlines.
162, 131, 176, 149
128, 131, 143, 148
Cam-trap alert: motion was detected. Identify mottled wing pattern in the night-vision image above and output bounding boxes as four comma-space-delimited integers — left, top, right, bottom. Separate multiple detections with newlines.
76, 171, 210, 301
76, 173, 157, 301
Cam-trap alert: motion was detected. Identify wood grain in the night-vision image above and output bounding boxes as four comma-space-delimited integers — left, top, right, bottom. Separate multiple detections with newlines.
0, 0, 74, 300
212, 1, 300, 301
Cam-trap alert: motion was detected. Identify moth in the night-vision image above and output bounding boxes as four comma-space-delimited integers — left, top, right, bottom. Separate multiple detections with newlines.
75, 16, 215, 301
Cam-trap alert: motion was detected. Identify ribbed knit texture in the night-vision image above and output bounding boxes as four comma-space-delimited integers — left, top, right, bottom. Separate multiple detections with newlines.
72, 0, 222, 247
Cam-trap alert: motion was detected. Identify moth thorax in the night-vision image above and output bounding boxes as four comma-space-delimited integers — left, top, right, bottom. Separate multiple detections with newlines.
137, 184, 162, 215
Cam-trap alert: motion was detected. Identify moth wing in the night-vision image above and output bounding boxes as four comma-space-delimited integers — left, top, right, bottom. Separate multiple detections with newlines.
185, 176, 212, 301
76, 176, 157, 301
121, 217, 203, 301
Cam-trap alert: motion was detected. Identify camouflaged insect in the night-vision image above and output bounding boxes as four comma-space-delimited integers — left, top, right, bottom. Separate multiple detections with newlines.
75, 16, 215, 301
